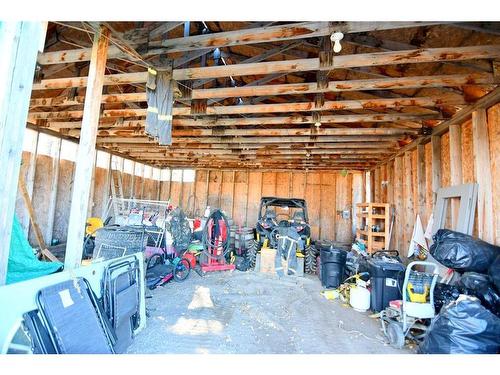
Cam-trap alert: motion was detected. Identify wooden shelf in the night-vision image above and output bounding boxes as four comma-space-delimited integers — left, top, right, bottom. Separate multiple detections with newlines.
355, 202, 391, 254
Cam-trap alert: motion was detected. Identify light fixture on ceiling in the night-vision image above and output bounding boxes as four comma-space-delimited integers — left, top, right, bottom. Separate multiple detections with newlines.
330, 31, 344, 53
314, 121, 321, 128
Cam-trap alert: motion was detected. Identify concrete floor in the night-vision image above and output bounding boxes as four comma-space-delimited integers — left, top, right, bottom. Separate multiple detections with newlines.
128, 270, 412, 354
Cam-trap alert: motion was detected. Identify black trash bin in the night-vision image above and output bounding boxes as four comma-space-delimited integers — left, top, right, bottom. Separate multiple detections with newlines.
368, 255, 405, 312
319, 246, 347, 288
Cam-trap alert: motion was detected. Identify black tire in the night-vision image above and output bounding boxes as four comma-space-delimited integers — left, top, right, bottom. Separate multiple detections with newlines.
305, 244, 318, 274
146, 253, 164, 270
245, 240, 260, 269
387, 322, 405, 349
93, 226, 147, 260
173, 258, 191, 282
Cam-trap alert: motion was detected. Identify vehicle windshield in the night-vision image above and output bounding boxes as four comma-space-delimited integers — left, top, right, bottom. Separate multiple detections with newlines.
261, 205, 306, 223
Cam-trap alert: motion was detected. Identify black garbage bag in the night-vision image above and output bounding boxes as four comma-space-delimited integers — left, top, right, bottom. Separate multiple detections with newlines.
430, 229, 499, 273
458, 272, 500, 317
490, 255, 500, 292
433, 283, 463, 313
419, 296, 500, 354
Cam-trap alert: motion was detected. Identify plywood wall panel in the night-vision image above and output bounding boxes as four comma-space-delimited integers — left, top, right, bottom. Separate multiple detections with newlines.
320, 173, 336, 241
291, 172, 306, 199
233, 171, 249, 226
275, 172, 290, 198
207, 170, 222, 208
169, 181, 182, 207
261, 172, 277, 197
487, 104, 500, 245
53, 160, 74, 243
29, 155, 55, 245
15, 151, 33, 231
246, 172, 262, 226
305, 172, 321, 239
351, 172, 363, 239
194, 170, 208, 212
441, 132, 451, 188
91, 167, 107, 218
425, 143, 433, 221
335, 173, 353, 243
220, 171, 234, 216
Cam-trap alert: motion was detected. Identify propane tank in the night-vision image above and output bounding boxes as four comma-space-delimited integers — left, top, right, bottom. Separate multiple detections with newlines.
349, 278, 371, 312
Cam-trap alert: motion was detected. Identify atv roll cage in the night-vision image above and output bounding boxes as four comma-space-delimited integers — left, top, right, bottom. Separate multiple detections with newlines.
257, 197, 309, 223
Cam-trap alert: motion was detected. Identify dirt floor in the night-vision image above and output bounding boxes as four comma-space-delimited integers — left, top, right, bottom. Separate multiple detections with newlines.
127, 270, 413, 354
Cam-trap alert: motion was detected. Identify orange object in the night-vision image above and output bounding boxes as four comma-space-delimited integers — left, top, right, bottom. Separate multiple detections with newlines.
183, 252, 196, 269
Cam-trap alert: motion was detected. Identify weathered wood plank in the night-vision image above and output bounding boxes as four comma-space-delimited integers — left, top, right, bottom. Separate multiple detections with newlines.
0, 22, 45, 284
34, 45, 500, 86
28, 96, 461, 120
449, 124, 463, 227
472, 109, 494, 243
65, 26, 110, 269
191, 73, 495, 100
416, 143, 426, 218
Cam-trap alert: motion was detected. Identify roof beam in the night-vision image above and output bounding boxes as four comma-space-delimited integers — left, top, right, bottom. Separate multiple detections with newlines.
33, 45, 500, 88
28, 96, 463, 121
32, 73, 488, 108
191, 73, 495, 100
74, 127, 418, 138
41, 113, 439, 130
37, 21, 440, 65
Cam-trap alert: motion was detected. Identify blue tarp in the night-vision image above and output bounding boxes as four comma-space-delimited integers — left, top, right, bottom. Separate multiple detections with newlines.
6, 215, 63, 284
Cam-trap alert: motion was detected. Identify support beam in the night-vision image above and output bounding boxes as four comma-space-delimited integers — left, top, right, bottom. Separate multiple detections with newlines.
431, 135, 442, 205
97, 135, 404, 144
22, 131, 39, 235
449, 124, 463, 227
29, 96, 462, 121
30, 73, 493, 108
33, 45, 500, 88
45, 138, 61, 244
0, 22, 45, 285
416, 143, 426, 217
37, 22, 440, 65
190, 73, 494, 100
86, 127, 418, 138
65, 26, 110, 270
472, 109, 494, 243
42, 113, 441, 130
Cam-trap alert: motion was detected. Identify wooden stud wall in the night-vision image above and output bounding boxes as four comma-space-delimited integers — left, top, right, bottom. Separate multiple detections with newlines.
373, 102, 500, 255
193, 169, 363, 242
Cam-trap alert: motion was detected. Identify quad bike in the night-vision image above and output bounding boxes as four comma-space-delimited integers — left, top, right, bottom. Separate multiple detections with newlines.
248, 197, 318, 274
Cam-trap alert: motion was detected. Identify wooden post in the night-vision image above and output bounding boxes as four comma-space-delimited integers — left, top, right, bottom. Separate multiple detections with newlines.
129, 161, 136, 199
393, 156, 404, 251
402, 152, 414, 256
472, 109, 494, 243
101, 152, 111, 217
140, 163, 145, 199
416, 143, 426, 219
23, 131, 39, 236
449, 124, 463, 227
431, 135, 442, 205
0, 22, 45, 285
65, 26, 110, 270
45, 137, 61, 244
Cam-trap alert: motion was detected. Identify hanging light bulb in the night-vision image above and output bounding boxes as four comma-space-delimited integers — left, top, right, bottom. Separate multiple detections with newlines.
330, 31, 344, 53
314, 121, 321, 128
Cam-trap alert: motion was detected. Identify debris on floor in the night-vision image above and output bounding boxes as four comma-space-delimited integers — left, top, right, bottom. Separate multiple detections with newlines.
127, 271, 410, 354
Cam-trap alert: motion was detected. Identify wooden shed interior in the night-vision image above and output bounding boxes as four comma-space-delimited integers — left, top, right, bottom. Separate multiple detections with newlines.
17, 21, 499, 259
0, 12, 500, 357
